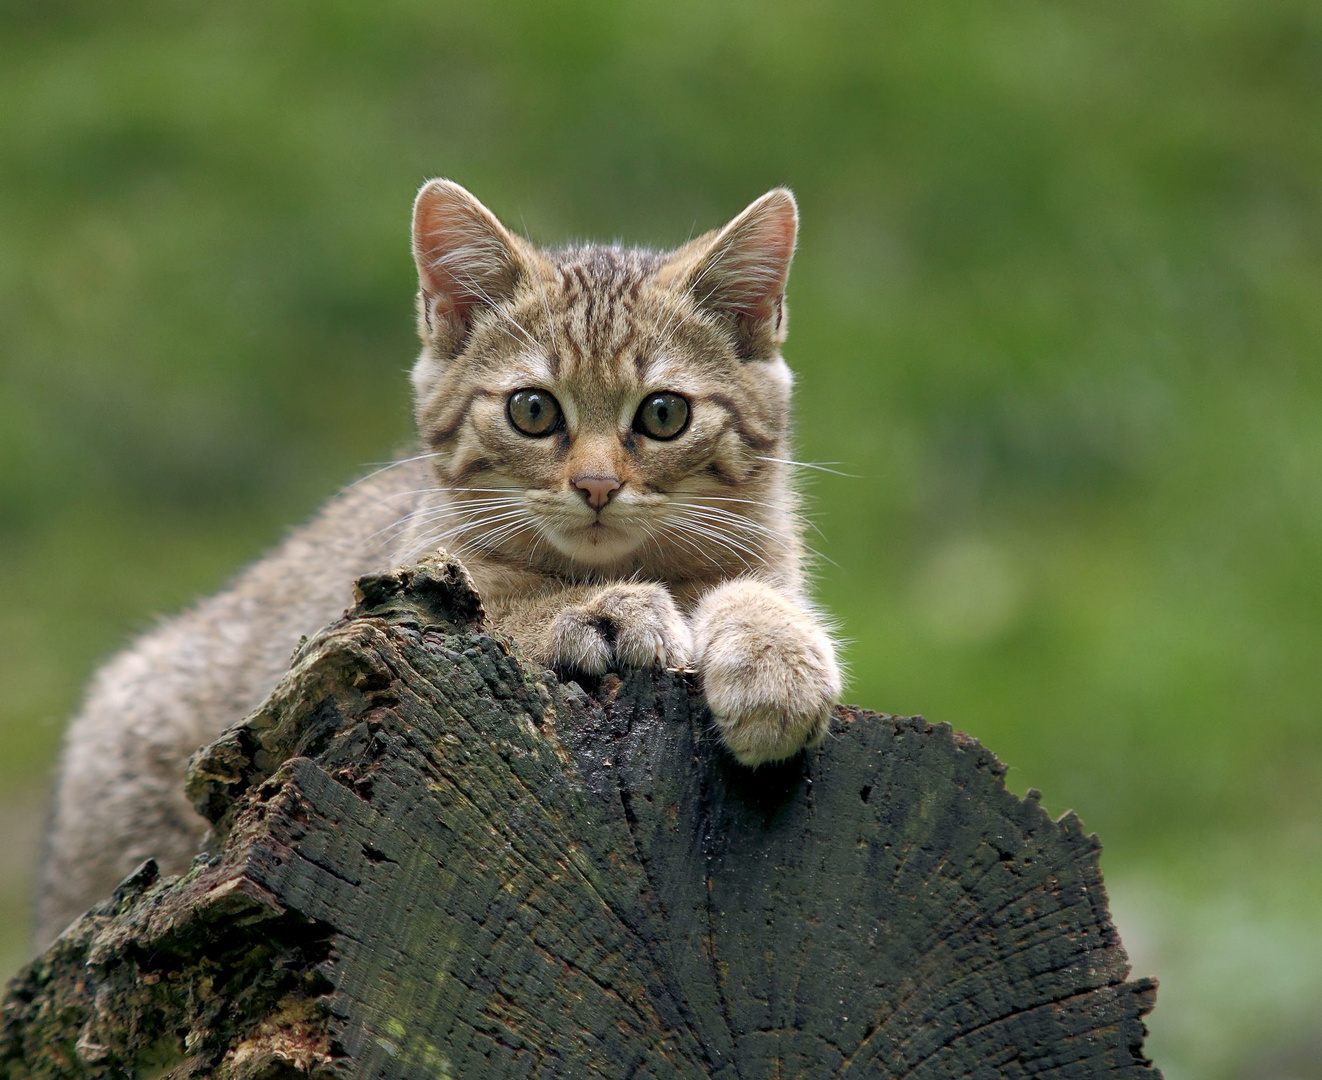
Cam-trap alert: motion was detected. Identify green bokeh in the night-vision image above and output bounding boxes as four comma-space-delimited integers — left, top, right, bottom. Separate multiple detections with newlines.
3, 3, 1320, 1076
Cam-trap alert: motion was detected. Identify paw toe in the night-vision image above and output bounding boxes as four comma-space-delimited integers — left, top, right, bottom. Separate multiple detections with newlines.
546, 611, 613, 674
589, 584, 690, 670
614, 613, 692, 669
545, 584, 691, 674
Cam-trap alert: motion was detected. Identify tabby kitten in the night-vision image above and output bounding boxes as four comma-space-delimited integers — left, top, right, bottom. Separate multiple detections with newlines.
35, 181, 840, 948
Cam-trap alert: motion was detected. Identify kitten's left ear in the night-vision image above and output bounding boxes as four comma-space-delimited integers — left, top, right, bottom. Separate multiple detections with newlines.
412, 179, 526, 357
674, 188, 798, 359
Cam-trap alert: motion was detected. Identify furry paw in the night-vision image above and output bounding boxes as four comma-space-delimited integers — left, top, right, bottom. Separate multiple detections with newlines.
691, 580, 841, 766
546, 583, 692, 675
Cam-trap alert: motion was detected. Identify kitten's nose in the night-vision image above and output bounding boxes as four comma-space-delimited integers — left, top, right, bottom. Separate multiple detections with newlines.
573, 475, 621, 510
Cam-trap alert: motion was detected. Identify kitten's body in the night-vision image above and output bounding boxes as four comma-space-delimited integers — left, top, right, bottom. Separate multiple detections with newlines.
36, 183, 840, 948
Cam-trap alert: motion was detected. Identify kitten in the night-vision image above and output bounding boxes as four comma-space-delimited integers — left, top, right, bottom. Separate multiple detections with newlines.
35, 181, 841, 948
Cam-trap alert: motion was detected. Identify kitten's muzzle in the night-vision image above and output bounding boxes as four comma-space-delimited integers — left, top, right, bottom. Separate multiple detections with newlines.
573, 475, 622, 510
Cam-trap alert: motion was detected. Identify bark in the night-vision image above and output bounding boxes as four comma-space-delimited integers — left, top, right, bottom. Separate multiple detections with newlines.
1, 555, 1162, 1079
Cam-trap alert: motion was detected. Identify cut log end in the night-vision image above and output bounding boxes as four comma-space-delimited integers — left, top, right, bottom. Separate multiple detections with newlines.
1, 555, 1163, 1078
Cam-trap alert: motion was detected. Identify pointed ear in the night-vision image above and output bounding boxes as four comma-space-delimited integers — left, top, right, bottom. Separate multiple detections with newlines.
412, 179, 524, 355
676, 188, 798, 359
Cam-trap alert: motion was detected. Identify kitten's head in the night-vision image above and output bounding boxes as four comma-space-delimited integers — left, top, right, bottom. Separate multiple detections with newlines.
408, 180, 800, 580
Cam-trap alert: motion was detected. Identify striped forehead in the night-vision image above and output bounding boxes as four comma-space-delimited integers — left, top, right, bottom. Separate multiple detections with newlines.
549, 245, 667, 381
552, 244, 663, 297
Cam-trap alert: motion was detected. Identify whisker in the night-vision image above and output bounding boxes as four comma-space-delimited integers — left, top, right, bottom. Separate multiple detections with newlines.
635, 517, 664, 565
369, 497, 528, 544
664, 518, 757, 574
755, 456, 859, 478
667, 503, 836, 566
525, 519, 553, 566
394, 504, 533, 562
404, 496, 529, 519
667, 504, 793, 545
656, 519, 731, 572
666, 513, 769, 567
664, 506, 766, 554
382, 485, 527, 498
671, 493, 769, 508
457, 515, 537, 556
347, 451, 447, 491
675, 493, 823, 537
678, 492, 818, 529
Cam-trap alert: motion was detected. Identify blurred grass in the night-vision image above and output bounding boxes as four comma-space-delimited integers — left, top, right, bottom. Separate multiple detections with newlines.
3, 2, 1322, 1075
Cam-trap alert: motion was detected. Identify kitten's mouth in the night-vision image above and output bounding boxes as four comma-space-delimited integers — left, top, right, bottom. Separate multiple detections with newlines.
576, 518, 631, 545
543, 515, 646, 565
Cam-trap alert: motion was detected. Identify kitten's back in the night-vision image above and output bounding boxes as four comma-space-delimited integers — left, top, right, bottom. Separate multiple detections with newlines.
34, 458, 430, 947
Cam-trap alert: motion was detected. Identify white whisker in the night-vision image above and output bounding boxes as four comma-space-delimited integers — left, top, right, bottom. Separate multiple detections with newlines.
656, 519, 731, 572
369, 496, 528, 546
347, 451, 447, 491
384, 485, 527, 499
682, 492, 830, 540
666, 512, 768, 567
664, 518, 757, 574
666, 501, 836, 566
668, 503, 791, 545
755, 456, 858, 478
394, 499, 536, 563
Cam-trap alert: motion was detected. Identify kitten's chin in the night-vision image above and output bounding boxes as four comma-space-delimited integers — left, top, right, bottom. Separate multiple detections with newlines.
543, 522, 645, 568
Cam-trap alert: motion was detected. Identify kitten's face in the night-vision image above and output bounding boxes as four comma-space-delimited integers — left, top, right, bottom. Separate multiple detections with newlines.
408, 182, 798, 578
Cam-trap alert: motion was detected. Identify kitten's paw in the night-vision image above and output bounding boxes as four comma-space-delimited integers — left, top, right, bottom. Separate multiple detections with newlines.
692, 580, 841, 767
546, 583, 692, 675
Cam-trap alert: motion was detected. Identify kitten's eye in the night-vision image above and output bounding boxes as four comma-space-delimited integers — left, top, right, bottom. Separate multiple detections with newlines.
507, 389, 562, 437
634, 392, 690, 440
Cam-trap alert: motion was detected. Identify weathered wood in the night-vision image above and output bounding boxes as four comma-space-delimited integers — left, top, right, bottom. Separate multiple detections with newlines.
1, 556, 1162, 1078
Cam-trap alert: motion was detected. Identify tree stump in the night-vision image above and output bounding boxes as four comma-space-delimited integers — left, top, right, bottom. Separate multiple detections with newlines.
1, 556, 1162, 1078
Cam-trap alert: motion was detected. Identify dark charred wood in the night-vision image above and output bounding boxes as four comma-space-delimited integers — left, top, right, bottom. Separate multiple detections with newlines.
1, 556, 1162, 1078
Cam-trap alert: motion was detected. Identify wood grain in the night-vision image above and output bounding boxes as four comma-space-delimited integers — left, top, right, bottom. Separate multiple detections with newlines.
1, 555, 1162, 1078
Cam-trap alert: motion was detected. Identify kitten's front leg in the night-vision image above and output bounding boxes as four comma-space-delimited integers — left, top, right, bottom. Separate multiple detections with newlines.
691, 579, 841, 766
500, 582, 693, 675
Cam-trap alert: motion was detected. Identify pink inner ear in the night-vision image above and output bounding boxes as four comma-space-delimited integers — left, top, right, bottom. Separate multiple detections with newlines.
706, 193, 798, 319
412, 184, 515, 320
414, 204, 482, 315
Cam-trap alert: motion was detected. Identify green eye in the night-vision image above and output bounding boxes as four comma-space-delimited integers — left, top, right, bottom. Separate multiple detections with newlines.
507, 389, 562, 437
634, 392, 690, 440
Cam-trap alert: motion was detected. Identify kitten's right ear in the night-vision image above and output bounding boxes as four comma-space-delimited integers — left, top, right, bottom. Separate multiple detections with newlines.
662, 188, 799, 361
412, 179, 524, 356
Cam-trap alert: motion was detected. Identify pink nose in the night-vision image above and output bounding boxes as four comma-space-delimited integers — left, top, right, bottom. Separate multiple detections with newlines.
573, 475, 621, 510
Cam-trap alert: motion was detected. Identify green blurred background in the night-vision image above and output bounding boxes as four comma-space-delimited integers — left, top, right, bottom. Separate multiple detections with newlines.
3, 2, 1320, 1075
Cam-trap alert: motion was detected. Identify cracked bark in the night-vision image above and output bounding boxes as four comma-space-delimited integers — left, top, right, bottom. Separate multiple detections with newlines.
1, 555, 1162, 1079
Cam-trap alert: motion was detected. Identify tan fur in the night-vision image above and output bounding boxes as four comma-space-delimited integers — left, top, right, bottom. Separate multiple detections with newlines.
35, 180, 840, 949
